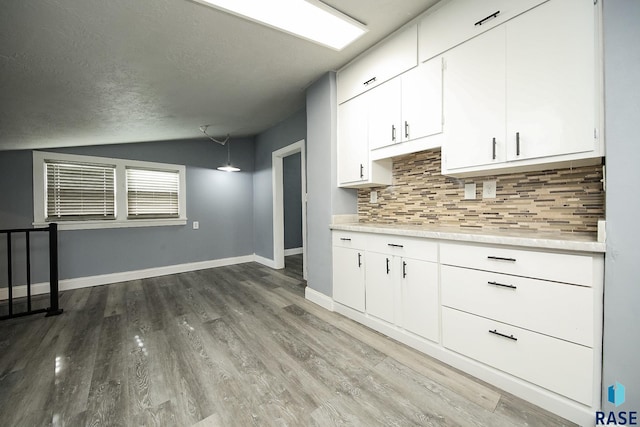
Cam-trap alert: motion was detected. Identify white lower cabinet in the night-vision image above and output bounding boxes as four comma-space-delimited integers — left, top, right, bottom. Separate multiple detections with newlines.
442, 307, 594, 405
331, 228, 604, 425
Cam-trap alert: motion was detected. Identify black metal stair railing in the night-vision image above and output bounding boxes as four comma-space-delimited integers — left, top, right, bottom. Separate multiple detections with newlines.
1, 223, 63, 320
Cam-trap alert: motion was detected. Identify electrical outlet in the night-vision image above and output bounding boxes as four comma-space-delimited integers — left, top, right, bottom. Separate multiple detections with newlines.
464, 183, 476, 200
193, 221, 199, 230
370, 190, 378, 203
483, 180, 497, 199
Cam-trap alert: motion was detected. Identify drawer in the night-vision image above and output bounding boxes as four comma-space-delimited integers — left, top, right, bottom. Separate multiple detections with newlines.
441, 265, 594, 346
418, 0, 547, 62
439, 242, 596, 286
367, 234, 438, 262
337, 24, 417, 104
442, 307, 593, 405
332, 231, 367, 249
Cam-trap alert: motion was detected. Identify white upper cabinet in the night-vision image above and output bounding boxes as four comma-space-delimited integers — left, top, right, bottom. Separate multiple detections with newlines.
505, 0, 596, 161
369, 59, 444, 152
442, 0, 602, 176
337, 24, 418, 105
418, 0, 547, 62
337, 92, 393, 188
442, 27, 506, 171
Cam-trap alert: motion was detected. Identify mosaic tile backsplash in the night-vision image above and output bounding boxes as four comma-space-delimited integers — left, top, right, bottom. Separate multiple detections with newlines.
358, 149, 604, 235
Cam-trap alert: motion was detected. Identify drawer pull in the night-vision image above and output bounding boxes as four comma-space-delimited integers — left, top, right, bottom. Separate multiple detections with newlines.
387, 243, 404, 248
358, 252, 362, 268
487, 256, 516, 262
364, 76, 377, 86
488, 281, 517, 290
474, 10, 500, 27
386, 258, 390, 274
489, 329, 517, 341
340, 238, 351, 241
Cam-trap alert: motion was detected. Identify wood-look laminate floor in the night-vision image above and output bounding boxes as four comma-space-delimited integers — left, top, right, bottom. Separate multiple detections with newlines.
0, 256, 576, 426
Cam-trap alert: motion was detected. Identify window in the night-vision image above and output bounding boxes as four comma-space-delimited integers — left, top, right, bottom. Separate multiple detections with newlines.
126, 168, 179, 219
46, 161, 116, 221
33, 151, 187, 230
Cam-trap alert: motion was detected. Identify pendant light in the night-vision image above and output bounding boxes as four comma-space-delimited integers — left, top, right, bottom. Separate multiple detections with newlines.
199, 125, 241, 172
217, 140, 241, 172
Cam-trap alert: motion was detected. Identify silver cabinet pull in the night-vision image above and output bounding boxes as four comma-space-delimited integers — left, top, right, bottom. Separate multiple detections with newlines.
357, 252, 362, 267
402, 261, 407, 278
386, 258, 390, 274
404, 121, 409, 139
387, 243, 404, 248
516, 132, 520, 156
339, 238, 351, 241
359, 164, 364, 179
391, 125, 396, 142
492, 137, 496, 160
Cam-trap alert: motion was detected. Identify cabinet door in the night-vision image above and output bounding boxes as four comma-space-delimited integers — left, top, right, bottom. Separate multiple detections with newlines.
365, 251, 395, 323
401, 58, 443, 142
442, 26, 506, 171
368, 78, 402, 150
505, 0, 596, 161
332, 246, 365, 312
400, 259, 439, 342
337, 94, 368, 184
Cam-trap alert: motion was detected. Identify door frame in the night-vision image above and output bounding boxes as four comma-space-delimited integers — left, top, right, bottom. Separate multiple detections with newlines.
272, 139, 307, 278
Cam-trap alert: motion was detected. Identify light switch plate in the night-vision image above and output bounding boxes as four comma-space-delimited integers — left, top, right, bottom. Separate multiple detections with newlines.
464, 183, 476, 200
193, 221, 199, 230
370, 190, 378, 203
483, 180, 497, 199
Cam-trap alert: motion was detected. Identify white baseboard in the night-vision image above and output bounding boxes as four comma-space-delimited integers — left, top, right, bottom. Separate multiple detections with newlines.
304, 287, 334, 311
253, 254, 278, 269
284, 247, 303, 256
0, 254, 256, 300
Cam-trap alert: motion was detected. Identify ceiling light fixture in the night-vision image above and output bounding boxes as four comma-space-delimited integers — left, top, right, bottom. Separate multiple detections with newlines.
193, 0, 367, 50
200, 125, 241, 172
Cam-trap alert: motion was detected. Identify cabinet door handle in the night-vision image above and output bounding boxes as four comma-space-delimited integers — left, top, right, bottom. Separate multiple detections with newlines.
404, 121, 409, 139
391, 125, 396, 142
488, 281, 517, 290
386, 258, 390, 274
492, 137, 496, 160
516, 132, 520, 156
340, 237, 351, 241
387, 243, 404, 248
489, 329, 517, 341
358, 252, 362, 268
364, 77, 377, 86
359, 163, 364, 179
474, 10, 500, 26
487, 256, 516, 262
402, 261, 407, 278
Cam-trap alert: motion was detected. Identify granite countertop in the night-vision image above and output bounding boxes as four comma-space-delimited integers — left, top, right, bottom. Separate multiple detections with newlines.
330, 223, 606, 253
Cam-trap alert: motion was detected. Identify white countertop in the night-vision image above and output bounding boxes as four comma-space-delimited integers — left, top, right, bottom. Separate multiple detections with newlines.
330, 223, 606, 253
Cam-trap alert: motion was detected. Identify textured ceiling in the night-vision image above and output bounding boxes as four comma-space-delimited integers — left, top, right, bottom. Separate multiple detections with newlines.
0, 0, 438, 151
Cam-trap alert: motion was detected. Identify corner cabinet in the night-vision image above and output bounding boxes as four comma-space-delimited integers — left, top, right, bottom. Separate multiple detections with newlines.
330, 228, 604, 426
441, 0, 603, 176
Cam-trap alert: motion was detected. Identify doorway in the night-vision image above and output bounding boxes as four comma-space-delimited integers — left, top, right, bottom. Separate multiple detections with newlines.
272, 140, 306, 279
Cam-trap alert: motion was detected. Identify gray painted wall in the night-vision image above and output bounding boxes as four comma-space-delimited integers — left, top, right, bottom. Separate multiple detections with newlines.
283, 152, 302, 250
602, 0, 640, 412
0, 138, 255, 284
253, 108, 306, 260
306, 72, 357, 296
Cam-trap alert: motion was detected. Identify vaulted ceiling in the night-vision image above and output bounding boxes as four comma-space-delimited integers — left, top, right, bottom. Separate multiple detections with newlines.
0, 0, 438, 151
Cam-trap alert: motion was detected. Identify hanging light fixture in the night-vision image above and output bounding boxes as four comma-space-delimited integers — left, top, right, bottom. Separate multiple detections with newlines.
199, 125, 241, 172
218, 141, 241, 172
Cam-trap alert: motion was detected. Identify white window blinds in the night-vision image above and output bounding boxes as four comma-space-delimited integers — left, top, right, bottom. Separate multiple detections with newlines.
126, 168, 180, 219
46, 161, 116, 220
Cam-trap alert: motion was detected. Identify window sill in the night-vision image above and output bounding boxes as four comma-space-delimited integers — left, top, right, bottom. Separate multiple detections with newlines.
33, 218, 188, 231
